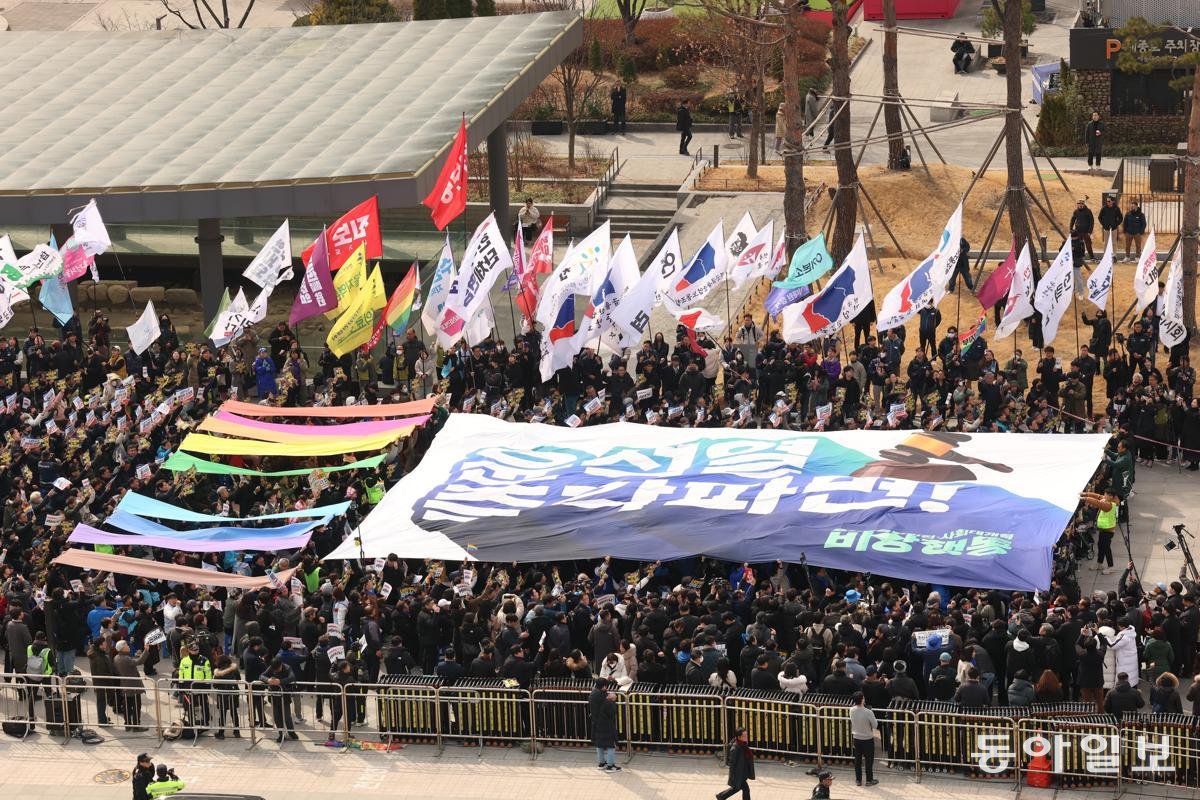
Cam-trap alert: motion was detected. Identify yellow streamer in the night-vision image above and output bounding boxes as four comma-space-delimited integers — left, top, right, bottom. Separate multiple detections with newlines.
179, 428, 408, 457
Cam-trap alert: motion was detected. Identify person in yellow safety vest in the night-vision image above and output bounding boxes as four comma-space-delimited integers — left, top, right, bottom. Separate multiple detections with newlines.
177, 641, 213, 732
1080, 490, 1118, 575
147, 764, 185, 798
27, 632, 54, 676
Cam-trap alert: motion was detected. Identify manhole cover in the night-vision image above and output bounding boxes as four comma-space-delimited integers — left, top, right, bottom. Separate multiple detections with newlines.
94, 769, 130, 784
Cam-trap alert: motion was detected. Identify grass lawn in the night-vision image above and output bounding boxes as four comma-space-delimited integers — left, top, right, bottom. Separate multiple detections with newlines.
588, 0, 706, 19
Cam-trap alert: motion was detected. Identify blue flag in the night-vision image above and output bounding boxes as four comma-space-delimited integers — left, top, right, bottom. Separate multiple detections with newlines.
39, 232, 74, 325
764, 283, 812, 319
773, 233, 833, 290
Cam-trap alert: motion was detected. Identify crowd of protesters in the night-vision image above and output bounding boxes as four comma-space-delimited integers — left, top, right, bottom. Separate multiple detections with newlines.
0, 288, 1198, 751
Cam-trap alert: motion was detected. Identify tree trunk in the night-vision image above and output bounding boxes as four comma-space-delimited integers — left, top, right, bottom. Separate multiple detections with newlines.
747, 68, 763, 179
565, 86, 577, 171
623, 15, 637, 46
1001, 0, 1029, 254
882, 0, 904, 169
830, 0, 859, 262
1182, 67, 1200, 333
782, 6, 808, 257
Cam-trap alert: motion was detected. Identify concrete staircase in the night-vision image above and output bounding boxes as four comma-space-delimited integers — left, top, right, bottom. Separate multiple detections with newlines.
595, 182, 678, 243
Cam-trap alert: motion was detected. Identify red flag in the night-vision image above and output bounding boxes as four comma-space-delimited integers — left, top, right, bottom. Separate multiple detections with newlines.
422, 118, 468, 231
516, 216, 554, 323
302, 197, 382, 272
975, 239, 1017, 310
679, 310, 710, 357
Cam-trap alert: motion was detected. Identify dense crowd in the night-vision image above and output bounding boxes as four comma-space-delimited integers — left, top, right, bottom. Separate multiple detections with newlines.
0, 294, 1198, 752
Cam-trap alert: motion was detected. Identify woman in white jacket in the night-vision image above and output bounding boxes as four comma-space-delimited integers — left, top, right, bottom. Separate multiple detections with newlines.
778, 662, 809, 695
1101, 622, 1140, 688
599, 652, 632, 689
709, 658, 738, 690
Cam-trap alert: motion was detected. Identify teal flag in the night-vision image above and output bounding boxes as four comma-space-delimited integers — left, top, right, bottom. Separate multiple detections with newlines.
773, 233, 833, 290
39, 232, 74, 325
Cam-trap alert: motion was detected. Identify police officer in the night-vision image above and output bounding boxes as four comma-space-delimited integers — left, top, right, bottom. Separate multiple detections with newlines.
147, 764, 185, 798
812, 769, 835, 799
131, 753, 155, 800
177, 640, 213, 734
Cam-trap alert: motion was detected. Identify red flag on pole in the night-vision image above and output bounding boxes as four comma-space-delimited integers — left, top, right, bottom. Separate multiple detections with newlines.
975, 239, 1017, 310
422, 117, 469, 231
301, 196, 382, 272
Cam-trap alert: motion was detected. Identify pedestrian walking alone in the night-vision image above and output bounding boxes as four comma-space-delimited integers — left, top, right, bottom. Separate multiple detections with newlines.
716, 727, 755, 800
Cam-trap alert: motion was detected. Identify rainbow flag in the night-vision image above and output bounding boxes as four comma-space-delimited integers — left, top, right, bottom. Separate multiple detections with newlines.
363, 261, 418, 352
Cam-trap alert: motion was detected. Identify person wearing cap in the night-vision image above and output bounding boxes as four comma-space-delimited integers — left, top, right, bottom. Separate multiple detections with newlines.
132, 753, 155, 800
146, 763, 185, 798
849, 691, 879, 786
177, 640, 213, 735
253, 345, 278, 399
886, 660, 919, 700
717, 727, 755, 799
810, 769, 834, 799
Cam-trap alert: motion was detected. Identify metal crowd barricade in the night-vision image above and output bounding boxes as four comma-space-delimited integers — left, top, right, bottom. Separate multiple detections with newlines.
438, 678, 531, 754
373, 675, 441, 747
1119, 713, 1200, 790
1015, 715, 1121, 794
913, 706, 1020, 779
811, 696, 858, 765
622, 684, 725, 756
872, 705, 920, 774
0, 674, 64, 742
723, 689, 819, 763
158, 677, 254, 747
530, 678, 603, 753
57, 672, 159, 743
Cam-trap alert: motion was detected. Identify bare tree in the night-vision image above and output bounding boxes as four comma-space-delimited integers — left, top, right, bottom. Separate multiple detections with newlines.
160, 0, 256, 29
615, 0, 648, 45
994, 0, 1029, 254
539, 0, 605, 171
881, 0, 904, 169
828, 0, 858, 262
693, 0, 777, 179
1116, 20, 1200, 332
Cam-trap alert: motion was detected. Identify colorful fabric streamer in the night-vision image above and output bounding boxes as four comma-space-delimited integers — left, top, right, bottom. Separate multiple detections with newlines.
68, 524, 313, 553
105, 509, 333, 538
159, 452, 386, 476
219, 398, 435, 419
208, 410, 429, 439
178, 428, 409, 457
53, 548, 297, 589
116, 492, 349, 523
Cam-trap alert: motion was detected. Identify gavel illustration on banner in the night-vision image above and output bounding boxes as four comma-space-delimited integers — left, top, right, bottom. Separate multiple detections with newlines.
852, 431, 1014, 482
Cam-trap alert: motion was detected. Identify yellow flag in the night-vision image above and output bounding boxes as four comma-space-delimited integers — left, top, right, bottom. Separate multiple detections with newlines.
326, 291, 376, 357
325, 244, 368, 320
365, 264, 386, 312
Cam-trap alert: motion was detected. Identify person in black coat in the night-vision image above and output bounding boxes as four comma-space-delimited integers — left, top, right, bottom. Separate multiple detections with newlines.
676, 100, 694, 155
610, 83, 627, 134
131, 753, 155, 800
1085, 111, 1105, 169
717, 727, 756, 800
1070, 198, 1096, 259
589, 680, 621, 771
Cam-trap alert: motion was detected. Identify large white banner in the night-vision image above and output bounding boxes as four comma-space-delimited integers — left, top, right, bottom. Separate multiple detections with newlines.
1032, 238, 1074, 346
326, 415, 1108, 591
242, 220, 294, 289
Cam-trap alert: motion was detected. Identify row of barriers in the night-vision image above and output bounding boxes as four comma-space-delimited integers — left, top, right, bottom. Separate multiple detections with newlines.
2, 672, 1197, 792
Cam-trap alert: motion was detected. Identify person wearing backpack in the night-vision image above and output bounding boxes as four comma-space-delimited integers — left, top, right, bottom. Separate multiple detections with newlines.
27, 632, 53, 677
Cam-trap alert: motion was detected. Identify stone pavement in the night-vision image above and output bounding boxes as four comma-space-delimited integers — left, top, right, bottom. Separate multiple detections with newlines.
0, 733, 1185, 800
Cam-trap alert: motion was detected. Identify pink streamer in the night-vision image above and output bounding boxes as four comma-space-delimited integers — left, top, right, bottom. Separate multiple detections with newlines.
212, 410, 429, 437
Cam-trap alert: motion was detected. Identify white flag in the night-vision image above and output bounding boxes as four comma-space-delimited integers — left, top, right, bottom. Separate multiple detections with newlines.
1159, 248, 1186, 348
781, 234, 873, 344
71, 199, 112, 258
466, 301, 495, 347
661, 220, 727, 313
450, 213, 514, 324
536, 221, 611, 330
126, 300, 161, 355
422, 237, 455, 337
611, 228, 682, 344
728, 220, 775, 290
8, 244, 63, 288
1133, 228, 1160, 313
994, 243, 1035, 340
242, 220, 294, 289
0, 279, 29, 331
723, 212, 757, 283
210, 289, 250, 348
756, 230, 788, 282
0, 235, 15, 266
247, 286, 271, 325
929, 203, 965, 305
1032, 238, 1074, 346
1086, 233, 1113, 310
593, 235, 642, 354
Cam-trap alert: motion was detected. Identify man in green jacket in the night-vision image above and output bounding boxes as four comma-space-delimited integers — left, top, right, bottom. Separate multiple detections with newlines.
147, 764, 185, 798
